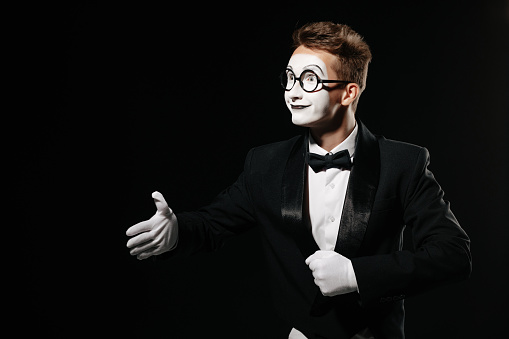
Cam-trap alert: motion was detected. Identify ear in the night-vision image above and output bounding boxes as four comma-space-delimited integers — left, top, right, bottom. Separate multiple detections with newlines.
341, 83, 360, 106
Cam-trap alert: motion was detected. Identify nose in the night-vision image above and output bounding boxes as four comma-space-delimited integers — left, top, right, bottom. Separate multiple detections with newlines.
287, 81, 304, 102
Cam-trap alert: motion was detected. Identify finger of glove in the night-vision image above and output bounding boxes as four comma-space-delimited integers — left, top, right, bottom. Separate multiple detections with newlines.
152, 191, 171, 214
135, 227, 168, 254
129, 236, 160, 256
305, 250, 330, 265
305, 253, 317, 266
126, 219, 152, 237
137, 246, 160, 260
126, 230, 154, 249
307, 258, 323, 272
314, 279, 323, 289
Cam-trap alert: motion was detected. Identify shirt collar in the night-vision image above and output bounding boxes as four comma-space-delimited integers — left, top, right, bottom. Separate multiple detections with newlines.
308, 123, 358, 159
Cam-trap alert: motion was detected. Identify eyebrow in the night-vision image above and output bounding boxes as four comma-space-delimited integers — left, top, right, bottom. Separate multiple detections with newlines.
286, 64, 325, 75
304, 64, 325, 75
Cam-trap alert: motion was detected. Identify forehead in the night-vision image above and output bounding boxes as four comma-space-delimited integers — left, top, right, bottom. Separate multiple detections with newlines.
288, 53, 327, 72
288, 46, 338, 75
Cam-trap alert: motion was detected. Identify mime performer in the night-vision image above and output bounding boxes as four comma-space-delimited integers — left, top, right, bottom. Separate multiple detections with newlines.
126, 22, 471, 339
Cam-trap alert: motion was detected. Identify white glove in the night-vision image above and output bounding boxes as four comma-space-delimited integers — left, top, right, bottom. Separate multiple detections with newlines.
126, 191, 178, 260
305, 250, 358, 297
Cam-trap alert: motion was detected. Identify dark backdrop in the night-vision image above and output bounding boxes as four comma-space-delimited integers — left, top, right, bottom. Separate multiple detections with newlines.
17, 1, 508, 338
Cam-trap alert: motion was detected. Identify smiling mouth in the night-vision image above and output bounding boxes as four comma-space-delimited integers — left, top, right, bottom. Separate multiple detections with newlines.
290, 104, 311, 109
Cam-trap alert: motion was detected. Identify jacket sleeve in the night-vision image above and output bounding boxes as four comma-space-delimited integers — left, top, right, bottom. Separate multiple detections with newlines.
351, 147, 472, 307
165, 148, 257, 257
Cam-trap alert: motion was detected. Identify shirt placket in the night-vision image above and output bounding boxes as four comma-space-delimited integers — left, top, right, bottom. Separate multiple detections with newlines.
324, 167, 340, 250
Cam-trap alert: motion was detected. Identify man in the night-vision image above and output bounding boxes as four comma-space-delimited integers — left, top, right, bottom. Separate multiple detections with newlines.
126, 22, 471, 338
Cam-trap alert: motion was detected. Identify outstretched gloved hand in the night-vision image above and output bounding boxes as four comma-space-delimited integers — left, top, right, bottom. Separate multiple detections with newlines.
126, 191, 178, 260
305, 250, 358, 297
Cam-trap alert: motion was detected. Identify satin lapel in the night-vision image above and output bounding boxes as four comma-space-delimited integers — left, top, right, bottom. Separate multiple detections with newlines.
281, 132, 319, 259
334, 120, 380, 258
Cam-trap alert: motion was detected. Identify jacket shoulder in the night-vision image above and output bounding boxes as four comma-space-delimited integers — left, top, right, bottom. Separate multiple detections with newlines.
250, 135, 302, 161
377, 136, 424, 153
375, 136, 431, 181
377, 136, 428, 160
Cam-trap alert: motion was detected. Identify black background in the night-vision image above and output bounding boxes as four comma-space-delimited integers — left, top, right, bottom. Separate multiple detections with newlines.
17, 1, 508, 338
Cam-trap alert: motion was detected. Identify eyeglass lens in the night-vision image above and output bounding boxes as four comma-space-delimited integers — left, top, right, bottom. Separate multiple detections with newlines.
281, 70, 319, 92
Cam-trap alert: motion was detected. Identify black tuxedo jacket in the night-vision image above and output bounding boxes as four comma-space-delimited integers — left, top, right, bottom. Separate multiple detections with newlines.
172, 120, 471, 338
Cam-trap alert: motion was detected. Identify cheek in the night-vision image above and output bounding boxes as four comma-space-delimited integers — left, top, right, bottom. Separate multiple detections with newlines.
329, 90, 342, 106
306, 91, 330, 111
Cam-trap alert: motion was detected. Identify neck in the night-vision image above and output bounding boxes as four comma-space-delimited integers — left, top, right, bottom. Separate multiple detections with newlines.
310, 112, 356, 152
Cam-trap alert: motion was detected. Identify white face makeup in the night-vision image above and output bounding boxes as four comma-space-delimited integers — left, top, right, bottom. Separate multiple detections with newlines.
284, 53, 342, 127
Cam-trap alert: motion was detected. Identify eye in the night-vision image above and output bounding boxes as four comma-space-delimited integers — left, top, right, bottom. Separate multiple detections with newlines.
303, 72, 317, 82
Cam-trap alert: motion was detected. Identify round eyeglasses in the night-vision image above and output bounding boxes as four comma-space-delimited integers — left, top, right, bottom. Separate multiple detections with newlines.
280, 69, 352, 92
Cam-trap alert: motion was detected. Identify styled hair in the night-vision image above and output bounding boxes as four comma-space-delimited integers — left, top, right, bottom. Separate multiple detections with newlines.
292, 22, 372, 110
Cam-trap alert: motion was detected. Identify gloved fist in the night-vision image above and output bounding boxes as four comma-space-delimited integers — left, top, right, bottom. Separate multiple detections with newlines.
126, 191, 178, 260
305, 250, 358, 297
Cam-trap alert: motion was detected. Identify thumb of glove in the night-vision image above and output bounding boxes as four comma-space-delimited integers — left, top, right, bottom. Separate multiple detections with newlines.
152, 191, 171, 215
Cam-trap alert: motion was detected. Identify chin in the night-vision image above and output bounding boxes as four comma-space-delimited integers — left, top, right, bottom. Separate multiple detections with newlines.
291, 116, 308, 126
290, 112, 311, 127
291, 113, 321, 127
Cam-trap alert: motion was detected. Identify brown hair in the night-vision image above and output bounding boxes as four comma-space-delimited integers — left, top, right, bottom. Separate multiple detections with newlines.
292, 22, 372, 110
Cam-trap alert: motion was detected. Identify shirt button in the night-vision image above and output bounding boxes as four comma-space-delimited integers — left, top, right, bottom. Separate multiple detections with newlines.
329, 183, 335, 189
329, 216, 335, 222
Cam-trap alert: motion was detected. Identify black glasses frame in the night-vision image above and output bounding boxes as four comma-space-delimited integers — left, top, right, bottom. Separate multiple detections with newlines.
280, 69, 352, 92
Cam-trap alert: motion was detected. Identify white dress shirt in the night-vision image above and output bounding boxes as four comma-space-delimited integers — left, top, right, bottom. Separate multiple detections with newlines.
306, 124, 357, 250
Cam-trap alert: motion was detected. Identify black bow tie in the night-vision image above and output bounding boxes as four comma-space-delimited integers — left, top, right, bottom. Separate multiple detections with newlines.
308, 150, 353, 173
